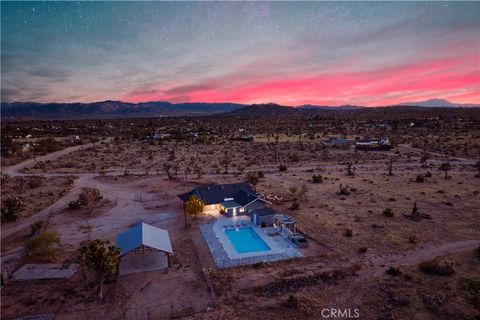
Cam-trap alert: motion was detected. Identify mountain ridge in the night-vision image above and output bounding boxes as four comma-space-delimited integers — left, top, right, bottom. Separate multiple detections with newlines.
1, 99, 478, 120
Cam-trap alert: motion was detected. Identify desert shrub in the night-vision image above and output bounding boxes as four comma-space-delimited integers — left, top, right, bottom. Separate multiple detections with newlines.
286, 295, 298, 309
425, 171, 432, 177
464, 278, 480, 310
345, 229, 353, 237
386, 267, 402, 276
1, 197, 25, 223
253, 261, 265, 269
383, 208, 394, 218
68, 200, 82, 210
30, 220, 44, 236
476, 246, 480, 259
408, 235, 417, 244
312, 174, 323, 183
28, 177, 43, 189
358, 247, 368, 253
26, 230, 60, 262
415, 174, 425, 183
279, 164, 288, 172
36, 138, 60, 154
257, 171, 265, 178
419, 260, 455, 276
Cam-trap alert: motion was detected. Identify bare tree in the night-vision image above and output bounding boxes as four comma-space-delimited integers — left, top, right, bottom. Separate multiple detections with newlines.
345, 161, 356, 176
78, 187, 103, 216
385, 156, 396, 176
220, 150, 231, 174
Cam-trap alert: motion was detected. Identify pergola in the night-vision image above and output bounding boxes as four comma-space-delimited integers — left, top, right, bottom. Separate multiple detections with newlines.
116, 222, 173, 275
273, 214, 296, 238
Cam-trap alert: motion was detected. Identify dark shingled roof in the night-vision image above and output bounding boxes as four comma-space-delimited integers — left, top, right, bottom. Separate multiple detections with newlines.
252, 207, 278, 217
178, 182, 258, 206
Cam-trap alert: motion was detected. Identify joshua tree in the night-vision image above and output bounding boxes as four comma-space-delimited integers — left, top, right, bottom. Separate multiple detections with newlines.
338, 184, 350, 195
220, 150, 231, 174
245, 172, 260, 192
74, 240, 120, 299
345, 162, 356, 176
420, 150, 429, 168
273, 134, 280, 164
385, 156, 396, 176
438, 162, 452, 180
474, 160, 480, 177
184, 166, 192, 181
289, 185, 307, 210
193, 163, 203, 179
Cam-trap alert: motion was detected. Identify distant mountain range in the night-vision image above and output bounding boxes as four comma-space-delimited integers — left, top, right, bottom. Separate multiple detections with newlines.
396, 98, 480, 108
1, 98, 478, 120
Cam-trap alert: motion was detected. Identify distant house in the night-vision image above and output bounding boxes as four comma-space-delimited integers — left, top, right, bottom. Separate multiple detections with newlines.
21, 143, 32, 153
178, 182, 267, 217
355, 138, 393, 151
116, 222, 173, 275
229, 135, 254, 142
68, 134, 80, 142
251, 207, 278, 227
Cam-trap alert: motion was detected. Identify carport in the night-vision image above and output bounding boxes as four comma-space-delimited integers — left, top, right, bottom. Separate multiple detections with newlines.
116, 222, 173, 276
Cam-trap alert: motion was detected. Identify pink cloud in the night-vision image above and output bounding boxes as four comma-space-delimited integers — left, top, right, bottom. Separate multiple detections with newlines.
123, 53, 479, 106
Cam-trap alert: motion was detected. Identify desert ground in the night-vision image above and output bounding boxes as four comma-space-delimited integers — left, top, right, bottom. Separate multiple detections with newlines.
1, 113, 479, 319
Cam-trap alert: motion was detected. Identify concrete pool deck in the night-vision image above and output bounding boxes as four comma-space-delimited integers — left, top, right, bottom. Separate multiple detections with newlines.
200, 215, 303, 268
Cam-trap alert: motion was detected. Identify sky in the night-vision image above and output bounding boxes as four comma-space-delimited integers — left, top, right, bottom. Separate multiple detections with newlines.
1, 1, 479, 106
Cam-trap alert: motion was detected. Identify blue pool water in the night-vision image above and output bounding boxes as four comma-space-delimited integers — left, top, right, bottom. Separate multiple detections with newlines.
224, 227, 271, 253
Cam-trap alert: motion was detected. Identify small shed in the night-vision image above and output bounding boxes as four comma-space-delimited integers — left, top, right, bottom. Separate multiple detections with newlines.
116, 222, 173, 275
251, 208, 277, 227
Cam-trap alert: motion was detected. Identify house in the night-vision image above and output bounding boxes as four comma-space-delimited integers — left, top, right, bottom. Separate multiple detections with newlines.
68, 134, 80, 142
178, 182, 267, 217
251, 207, 278, 227
115, 222, 173, 275
355, 138, 393, 151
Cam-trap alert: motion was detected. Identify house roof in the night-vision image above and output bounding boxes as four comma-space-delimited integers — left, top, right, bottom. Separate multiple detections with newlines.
178, 182, 258, 206
115, 222, 173, 256
221, 201, 241, 208
252, 207, 278, 217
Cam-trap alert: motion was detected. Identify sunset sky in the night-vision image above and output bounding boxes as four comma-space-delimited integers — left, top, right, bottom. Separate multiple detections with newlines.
1, 1, 479, 106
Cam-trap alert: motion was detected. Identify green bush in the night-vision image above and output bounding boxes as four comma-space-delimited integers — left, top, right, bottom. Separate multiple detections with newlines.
345, 229, 353, 237
26, 231, 60, 262
312, 174, 323, 183
279, 164, 288, 172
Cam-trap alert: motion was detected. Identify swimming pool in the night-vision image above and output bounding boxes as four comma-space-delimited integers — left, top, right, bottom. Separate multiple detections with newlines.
224, 227, 271, 253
